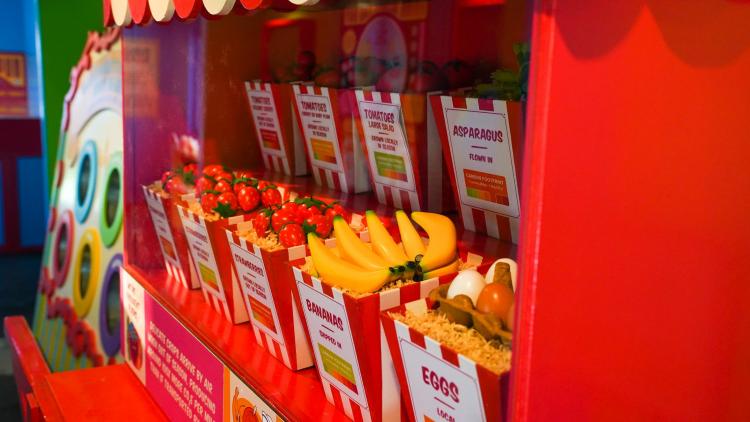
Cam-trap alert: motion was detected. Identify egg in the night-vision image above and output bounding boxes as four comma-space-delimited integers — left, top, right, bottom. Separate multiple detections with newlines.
484, 258, 517, 291
446, 269, 487, 305
475, 282, 514, 321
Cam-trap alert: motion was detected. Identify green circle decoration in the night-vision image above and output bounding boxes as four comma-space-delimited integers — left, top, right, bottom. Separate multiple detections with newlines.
99, 153, 123, 247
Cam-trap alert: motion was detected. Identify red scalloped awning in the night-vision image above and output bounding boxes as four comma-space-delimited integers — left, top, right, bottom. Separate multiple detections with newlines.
104, 0, 319, 27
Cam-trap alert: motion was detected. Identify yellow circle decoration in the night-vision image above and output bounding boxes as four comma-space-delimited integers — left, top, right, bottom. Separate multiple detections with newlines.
73, 228, 102, 317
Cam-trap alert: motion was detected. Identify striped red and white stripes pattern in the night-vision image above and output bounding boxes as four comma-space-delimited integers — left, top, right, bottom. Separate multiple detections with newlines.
357, 90, 421, 212
164, 260, 188, 288
293, 266, 445, 422
444, 96, 520, 242
142, 186, 192, 288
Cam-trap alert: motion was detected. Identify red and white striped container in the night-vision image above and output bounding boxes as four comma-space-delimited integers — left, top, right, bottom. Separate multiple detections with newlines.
224, 225, 315, 371
177, 205, 252, 324
291, 251, 486, 422
244, 81, 308, 176
292, 85, 371, 193
381, 297, 510, 422
430, 95, 524, 243
141, 185, 200, 289
354, 89, 454, 213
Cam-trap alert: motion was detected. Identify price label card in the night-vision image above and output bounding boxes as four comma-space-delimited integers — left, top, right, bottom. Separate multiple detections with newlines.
399, 339, 486, 422
356, 92, 417, 191
442, 100, 520, 218
293, 88, 346, 173
296, 280, 369, 409
142, 188, 181, 270
179, 209, 224, 297
228, 243, 284, 344
245, 82, 288, 158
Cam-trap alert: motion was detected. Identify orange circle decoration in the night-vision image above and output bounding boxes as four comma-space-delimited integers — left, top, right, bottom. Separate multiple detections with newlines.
52, 210, 75, 288
174, 0, 201, 19
128, 0, 151, 24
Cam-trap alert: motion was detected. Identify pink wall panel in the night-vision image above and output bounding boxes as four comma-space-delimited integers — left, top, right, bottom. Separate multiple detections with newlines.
514, 1, 750, 420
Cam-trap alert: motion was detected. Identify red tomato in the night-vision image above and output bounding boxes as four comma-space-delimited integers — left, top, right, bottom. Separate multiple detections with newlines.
202, 164, 225, 177
215, 171, 233, 183
194, 175, 215, 196
237, 186, 260, 212
278, 223, 305, 248
304, 214, 332, 238
161, 170, 176, 187
233, 170, 254, 180
165, 175, 188, 194
182, 163, 197, 175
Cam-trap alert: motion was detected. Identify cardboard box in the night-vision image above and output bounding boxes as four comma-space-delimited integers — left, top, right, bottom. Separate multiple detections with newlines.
355, 89, 454, 212
430, 95, 524, 242
142, 184, 200, 289
178, 205, 252, 324
224, 225, 315, 371
245, 81, 308, 176
292, 85, 371, 193
291, 248, 486, 421
381, 297, 510, 422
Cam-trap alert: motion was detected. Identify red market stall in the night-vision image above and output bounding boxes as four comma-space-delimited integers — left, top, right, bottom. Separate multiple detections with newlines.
9, 0, 750, 421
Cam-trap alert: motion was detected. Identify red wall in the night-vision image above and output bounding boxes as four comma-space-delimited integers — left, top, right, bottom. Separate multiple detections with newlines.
514, 1, 750, 420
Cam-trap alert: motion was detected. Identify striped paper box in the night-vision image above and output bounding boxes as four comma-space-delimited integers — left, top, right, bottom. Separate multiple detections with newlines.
177, 205, 252, 324
291, 250, 487, 422
354, 89, 454, 213
244, 81, 308, 176
292, 84, 371, 193
430, 95, 524, 243
380, 296, 510, 422
142, 184, 200, 289
224, 224, 315, 371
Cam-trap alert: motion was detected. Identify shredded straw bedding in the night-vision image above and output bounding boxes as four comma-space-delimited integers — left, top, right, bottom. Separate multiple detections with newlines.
392, 310, 511, 374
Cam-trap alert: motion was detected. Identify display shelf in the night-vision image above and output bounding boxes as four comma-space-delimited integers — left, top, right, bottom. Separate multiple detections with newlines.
124, 264, 350, 421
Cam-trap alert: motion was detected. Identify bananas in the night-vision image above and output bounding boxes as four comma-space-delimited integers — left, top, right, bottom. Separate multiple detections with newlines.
333, 216, 390, 271
306, 210, 459, 293
396, 210, 426, 258
366, 211, 410, 266
308, 233, 396, 294
411, 212, 457, 273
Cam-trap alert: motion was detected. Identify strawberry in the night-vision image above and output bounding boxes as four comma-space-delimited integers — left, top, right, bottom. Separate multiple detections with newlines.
215, 192, 238, 217
165, 175, 188, 194
233, 170, 254, 180
278, 223, 305, 248
237, 186, 260, 212
194, 175, 215, 196
213, 178, 232, 193
271, 209, 294, 233
182, 163, 197, 175
200, 192, 218, 214
261, 186, 282, 207
257, 181, 269, 190
252, 209, 272, 236
215, 171, 233, 183
161, 170, 176, 187
303, 213, 332, 238
202, 164, 226, 177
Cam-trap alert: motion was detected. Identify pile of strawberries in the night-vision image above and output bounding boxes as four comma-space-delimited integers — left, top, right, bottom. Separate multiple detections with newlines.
252, 196, 351, 248
194, 165, 283, 218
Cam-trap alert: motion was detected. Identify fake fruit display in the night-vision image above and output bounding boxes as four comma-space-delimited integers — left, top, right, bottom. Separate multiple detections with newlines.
446, 269, 487, 305
407, 61, 447, 93
306, 211, 461, 294
442, 60, 475, 89
159, 162, 197, 195
470, 42, 529, 101
191, 165, 278, 218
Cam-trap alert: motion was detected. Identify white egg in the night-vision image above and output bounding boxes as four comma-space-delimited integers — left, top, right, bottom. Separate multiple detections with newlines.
446, 269, 487, 305
484, 258, 517, 291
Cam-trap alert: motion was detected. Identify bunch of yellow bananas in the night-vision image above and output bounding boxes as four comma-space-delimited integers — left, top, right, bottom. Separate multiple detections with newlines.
307, 210, 459, 294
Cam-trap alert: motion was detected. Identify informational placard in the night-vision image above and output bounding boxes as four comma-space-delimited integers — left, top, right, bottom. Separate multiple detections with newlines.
399, 340, 485, 422
442, 101, 520, 218
179, 209, 224, 297
356, 92, 417, 191
121, 268, 282, 422
245, 83, 288, 158
228, 243, 284, 344
143, 188, 182, 272
293, 89, 345, 173
0, 52, 28, 116
295, 280, 368, 409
